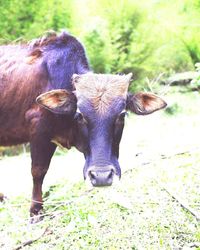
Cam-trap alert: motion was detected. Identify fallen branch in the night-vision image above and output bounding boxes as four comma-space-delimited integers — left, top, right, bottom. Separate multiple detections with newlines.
123, 149, 200, 222
13, 226, 50, 250
157, 182, 200, 222
159, 148, 197, 160
124, 147, 200, 174
11, 189, 94, 249
29, 187, 95, 222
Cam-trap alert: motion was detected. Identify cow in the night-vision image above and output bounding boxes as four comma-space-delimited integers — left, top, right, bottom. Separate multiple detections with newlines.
0, 31, 166, 218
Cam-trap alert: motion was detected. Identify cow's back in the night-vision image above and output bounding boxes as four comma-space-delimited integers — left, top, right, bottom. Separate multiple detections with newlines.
0, 45, 48, 106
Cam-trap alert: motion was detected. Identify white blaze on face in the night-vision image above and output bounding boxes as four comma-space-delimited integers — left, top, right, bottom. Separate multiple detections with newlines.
73, 73, 132, 114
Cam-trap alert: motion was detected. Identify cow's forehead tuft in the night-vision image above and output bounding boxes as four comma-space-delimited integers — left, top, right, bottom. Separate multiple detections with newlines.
74, 73, 131, 114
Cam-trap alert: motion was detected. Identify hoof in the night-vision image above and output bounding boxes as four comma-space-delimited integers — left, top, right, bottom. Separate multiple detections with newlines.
30, 209, 44, 224
30, 204, 43, 223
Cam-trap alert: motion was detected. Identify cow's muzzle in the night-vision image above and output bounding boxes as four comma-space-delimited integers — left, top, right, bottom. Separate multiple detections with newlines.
86, 165, 117, 187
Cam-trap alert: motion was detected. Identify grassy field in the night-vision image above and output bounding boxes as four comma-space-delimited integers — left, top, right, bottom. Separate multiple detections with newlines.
0, 88, 200, 250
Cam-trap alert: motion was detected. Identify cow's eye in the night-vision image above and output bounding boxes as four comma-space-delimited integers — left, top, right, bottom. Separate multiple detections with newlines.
74, 112, 88, 124
116, 111, 127, 125
119, 111, 127, 120
74, 112, 83, 121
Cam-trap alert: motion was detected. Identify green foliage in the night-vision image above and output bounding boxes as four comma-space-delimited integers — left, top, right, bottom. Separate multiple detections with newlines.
191, 62, 200, 89
165, 103, 181, 116
0, 145, 29, 156
0, 0, 39, 41
84, 30, 111, 73
0, 0, 200, 88
25, 0, 73, 38
80, 1, 149, 76
0, 0, 73, 42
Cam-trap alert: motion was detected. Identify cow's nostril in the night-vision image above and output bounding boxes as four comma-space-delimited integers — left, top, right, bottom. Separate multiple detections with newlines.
87, 168, 115, 187
89, 171, 96, 180
107, 169, 114, 180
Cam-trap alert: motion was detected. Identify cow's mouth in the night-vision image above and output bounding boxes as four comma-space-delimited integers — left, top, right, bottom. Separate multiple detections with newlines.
86, 165, 117, 187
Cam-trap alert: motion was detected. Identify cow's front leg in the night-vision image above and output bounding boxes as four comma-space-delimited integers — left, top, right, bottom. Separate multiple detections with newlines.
30, 139, 56, 218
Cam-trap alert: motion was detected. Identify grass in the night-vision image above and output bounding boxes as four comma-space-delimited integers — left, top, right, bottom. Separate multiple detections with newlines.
0, 88, 200, 250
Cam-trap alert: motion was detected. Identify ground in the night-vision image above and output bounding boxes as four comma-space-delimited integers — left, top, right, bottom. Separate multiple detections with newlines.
0, 89, 199, 250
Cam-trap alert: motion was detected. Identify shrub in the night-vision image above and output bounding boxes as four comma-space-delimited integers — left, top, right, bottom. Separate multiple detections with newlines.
191, 63, 200, 89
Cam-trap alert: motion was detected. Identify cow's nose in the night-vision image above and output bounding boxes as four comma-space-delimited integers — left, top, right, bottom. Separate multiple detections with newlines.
87, 165, 115, 187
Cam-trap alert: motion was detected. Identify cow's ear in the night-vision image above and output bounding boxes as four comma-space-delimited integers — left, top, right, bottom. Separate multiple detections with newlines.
126, 92, 167, 115
36, 89, 77, 115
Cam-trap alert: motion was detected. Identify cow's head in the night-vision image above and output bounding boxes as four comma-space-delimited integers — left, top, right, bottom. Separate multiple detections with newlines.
36, 73, 166, 187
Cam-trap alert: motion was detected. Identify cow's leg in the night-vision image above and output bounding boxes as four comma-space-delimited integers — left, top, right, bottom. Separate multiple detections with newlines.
30, 138, 56, 218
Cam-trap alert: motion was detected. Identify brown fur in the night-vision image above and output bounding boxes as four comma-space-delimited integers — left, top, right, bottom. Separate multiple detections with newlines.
26, 49, 42, 64
0, 41, 48, 145
73, 73, 132, 114
0, 31, 93, 217
0, 31, 82, 147
28, 30, 58, 48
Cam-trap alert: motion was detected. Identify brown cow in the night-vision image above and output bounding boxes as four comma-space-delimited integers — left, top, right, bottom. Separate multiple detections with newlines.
0, 31, 166, 220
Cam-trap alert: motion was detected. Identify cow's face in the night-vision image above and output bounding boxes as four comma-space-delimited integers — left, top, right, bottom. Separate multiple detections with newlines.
36, 73, 167, 187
